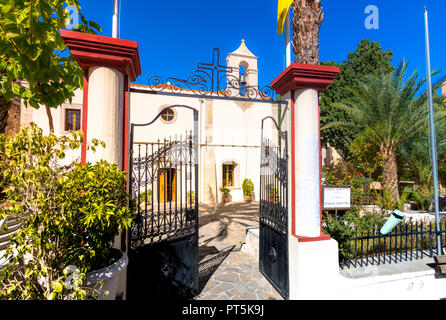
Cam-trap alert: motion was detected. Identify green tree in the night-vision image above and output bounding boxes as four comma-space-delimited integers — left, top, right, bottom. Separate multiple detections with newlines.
325, 60, 446, 205
398, 122, 446, 204
0, 0, 100, 132
0, 123, 133, 299
320, 39, 394, 159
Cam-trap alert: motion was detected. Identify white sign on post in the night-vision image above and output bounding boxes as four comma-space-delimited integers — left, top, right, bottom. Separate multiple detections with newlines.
322, 186, 351, 210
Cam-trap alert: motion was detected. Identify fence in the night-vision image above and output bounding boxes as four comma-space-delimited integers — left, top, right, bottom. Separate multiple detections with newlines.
340, 218, 446, 269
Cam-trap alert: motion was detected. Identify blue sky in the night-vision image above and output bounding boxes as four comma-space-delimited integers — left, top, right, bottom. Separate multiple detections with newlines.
77, 0, 446, 89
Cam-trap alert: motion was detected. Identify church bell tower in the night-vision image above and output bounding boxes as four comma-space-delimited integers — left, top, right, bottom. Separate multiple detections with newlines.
226, 39, 259, 94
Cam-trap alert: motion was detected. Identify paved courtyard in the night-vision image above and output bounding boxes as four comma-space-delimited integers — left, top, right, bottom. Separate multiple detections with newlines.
195, 201, 283, 300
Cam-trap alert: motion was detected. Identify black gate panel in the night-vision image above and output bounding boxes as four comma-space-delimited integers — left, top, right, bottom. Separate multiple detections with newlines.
127, 106, 199, 299
259, 117, 289, 299
127, 234, 198, 299
259, 220, 288, 297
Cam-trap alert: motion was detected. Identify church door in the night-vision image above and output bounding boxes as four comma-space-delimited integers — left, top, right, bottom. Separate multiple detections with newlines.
159, 168, 176, 203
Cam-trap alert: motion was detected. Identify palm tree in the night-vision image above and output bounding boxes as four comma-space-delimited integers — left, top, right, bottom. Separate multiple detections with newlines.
324, 60, 446, 205
399, 123, 446, 196
292, 0, 323, 64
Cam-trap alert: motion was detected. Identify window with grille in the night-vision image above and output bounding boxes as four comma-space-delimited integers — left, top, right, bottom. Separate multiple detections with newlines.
65, 109, 81, 131
160, 108, 175, 122
222, 164, 235, 187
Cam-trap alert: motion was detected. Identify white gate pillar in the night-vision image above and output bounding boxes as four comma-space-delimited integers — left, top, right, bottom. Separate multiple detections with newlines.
61, 30, 141, 175
61, 31, 141, 300
271, 63, 341, 299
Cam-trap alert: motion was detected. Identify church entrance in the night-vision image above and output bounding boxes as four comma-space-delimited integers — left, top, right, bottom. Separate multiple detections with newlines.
159, 168, 176, 203
127, 105, 200, 299
125, 45, 289, 299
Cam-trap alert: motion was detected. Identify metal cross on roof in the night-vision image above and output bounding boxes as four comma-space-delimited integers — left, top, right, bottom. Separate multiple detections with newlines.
196, 48, 231, 93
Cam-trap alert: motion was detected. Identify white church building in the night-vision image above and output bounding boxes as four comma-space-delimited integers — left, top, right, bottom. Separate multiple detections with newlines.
18, 40, 283, 204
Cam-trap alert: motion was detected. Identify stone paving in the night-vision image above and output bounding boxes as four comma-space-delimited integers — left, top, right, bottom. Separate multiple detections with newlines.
194, 202, 283, 300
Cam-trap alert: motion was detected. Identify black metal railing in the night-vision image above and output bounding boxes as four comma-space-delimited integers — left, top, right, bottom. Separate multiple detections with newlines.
340, 218, 446, 269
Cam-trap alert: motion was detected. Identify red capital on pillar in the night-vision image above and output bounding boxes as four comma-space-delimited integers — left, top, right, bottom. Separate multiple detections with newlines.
271, 63, 340, 242
271, 63, 340, 94
60, 30, 141, 172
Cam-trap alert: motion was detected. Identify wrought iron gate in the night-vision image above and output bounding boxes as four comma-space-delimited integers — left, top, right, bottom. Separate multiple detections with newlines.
127, 106, 199, 299
259, 116, 289, 299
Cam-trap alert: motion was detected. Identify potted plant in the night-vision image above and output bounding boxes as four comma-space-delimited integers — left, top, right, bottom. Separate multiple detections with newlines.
220, 187, 231, 203
187, 191, 195, 205
139, 189, 152, 208
242, 178, 254, 202
0, 124, 133, 300
265, 184, 278, 202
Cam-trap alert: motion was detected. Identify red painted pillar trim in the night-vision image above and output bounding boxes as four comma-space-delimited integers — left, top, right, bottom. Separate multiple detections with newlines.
81, 73, 89, 164
290, 90, 296, 239
122, 75, 129, 173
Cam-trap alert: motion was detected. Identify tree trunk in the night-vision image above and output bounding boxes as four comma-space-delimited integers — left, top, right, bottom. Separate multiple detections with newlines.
0, 96, 10, 134
381, 143, 400, 205
292, 0, 324, 65
45, 105, 54, 133
0, 95, 21, 136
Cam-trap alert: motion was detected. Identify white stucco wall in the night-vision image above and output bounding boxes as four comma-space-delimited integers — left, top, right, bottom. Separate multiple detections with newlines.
129, 86, 279, 203
19, 88, 83, 165
21, 85, 280, 204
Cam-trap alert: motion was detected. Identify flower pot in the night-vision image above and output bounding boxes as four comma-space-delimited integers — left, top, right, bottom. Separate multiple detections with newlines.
84, 249, 128, 300
222, 196, 230, 203
244, 195, 253, 202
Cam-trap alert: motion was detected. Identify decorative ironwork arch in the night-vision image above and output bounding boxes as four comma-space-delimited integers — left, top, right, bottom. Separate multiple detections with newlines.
145, 48, 278, 101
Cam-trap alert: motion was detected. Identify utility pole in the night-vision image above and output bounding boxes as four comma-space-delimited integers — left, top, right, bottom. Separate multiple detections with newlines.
112, 0, 119, 38
424, 6, 442, 255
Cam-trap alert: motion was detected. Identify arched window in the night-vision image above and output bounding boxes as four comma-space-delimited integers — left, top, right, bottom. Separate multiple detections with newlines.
239, 63, 247, 96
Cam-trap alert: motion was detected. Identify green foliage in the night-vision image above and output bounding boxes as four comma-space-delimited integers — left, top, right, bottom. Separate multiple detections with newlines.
138, 189, 152, 204
320, 39, 394, 159
0, 123, 133, 300
323, 209, 387, 258
409, 187, 433, 212
349, 130, 383, 181
325, 59, 446, 204
374, 186, 411, 211
0, 0, 101, 130
187, 191, 195, 202
398, 121, 446, 195
220, 187, 231, 198
242, 178, 254, 196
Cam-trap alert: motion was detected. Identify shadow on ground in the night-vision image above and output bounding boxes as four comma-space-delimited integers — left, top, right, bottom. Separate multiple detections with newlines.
197, 202, 259, 294
198, 201, 259, 248
198, 245, 235, 292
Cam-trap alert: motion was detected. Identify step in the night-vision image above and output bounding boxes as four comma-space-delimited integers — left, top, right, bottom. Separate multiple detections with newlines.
240, 227, 259, 262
